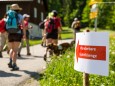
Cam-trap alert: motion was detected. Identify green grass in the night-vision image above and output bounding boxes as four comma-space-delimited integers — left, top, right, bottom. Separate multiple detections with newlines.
39, 34, 115, 86
40, 47, 83, 86
61, 27, 73, 39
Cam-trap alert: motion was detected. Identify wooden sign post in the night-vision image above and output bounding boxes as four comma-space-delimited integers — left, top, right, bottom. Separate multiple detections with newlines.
83, 73, 89, 86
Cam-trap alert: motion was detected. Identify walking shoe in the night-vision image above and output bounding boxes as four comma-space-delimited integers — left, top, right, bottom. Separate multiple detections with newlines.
27, 53, 31, 56
8, 62, 13, 68
12, 64, 19, 71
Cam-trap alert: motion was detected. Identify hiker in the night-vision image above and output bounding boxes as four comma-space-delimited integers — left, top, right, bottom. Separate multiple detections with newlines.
39, 18, 48, 47
6, 4, 26, 70
0, 14, 9, 57
44, 10, 62, 46
71, 18, 81, 41
18, 14, 32, 57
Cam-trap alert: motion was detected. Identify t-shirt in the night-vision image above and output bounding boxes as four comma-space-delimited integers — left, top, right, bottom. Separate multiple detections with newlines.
0, 18, 6, 33
24, 20, 28, 27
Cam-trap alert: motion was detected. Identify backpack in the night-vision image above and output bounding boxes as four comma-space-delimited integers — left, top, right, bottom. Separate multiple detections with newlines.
46, 18, 58, 33
73, 21, 80, 29
6, 10, 20, 33
39, 21, 44, 29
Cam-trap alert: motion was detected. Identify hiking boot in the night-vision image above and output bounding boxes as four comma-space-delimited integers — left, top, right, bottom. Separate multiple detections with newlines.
0, 52, 3, 58
8, 62, 13, 68
27, 53, 31, 56
12, 64, 19, 71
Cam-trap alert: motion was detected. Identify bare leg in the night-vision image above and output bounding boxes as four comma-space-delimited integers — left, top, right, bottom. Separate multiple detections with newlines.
18, 39, 23, 56
46, 38, 53, 46
26, 39, 30, 55
52, 39, 58, 45
8, 42, 20, 70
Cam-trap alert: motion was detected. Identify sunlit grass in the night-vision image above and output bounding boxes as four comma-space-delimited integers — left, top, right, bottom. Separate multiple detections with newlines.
39, 32, 115, 86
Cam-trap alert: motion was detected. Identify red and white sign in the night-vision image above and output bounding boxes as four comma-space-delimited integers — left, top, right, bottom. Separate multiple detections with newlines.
74, 32, 109, 76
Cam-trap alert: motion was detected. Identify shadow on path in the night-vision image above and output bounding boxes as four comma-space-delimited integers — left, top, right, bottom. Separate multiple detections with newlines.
20, 70, 40, 80
17, 55, 43, 60
0, 71, 21, 77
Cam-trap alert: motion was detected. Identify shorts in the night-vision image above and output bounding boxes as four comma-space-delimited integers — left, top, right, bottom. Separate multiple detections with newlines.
8, 33, 22, 42
46, 32, 58, 39
46, 29, 58, 39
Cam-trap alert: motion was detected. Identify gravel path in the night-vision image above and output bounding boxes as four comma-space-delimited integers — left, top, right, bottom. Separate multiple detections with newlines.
0, 39, 72, 86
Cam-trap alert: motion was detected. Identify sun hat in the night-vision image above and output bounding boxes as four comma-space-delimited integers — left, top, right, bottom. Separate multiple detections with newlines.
23, 14, 30, 18
10, 4, 22, 11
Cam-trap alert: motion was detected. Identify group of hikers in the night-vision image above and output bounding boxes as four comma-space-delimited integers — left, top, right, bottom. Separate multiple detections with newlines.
0, 3, 81, 71
0, 4, 32, 70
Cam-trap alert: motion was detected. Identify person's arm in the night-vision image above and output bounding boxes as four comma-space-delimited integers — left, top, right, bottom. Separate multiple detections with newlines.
57, 18, 62, 33
21, 19, 26, 39
43, 22, 47, 37
71, 22, 75, 29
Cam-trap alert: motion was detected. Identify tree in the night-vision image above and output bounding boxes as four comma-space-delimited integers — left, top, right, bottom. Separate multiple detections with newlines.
98, 0, 115, 30
47, 0, 87, 27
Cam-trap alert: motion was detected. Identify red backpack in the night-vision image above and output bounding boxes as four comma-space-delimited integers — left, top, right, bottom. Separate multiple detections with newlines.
46, 17, 59, 33
0, 19, 6, 32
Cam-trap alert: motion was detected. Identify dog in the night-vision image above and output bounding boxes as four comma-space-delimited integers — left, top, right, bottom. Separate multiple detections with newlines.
43, 40, 75, 61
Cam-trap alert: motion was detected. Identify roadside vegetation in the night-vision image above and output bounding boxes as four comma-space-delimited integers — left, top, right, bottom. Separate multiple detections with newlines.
39, 30, 115, 86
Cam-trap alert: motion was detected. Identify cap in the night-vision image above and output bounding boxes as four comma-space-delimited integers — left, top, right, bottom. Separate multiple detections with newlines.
23, 14, 30, 18
52, 10, 58, 17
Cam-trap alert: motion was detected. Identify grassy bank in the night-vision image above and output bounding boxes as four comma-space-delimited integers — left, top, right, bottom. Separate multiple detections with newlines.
39, 35, 115, 86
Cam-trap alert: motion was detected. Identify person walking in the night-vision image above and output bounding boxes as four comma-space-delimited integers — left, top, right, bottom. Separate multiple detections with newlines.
44, 10, 62, 46
0, 15, 9, 58
39, 18, 48, 47
18, 14, 32, 57
6, 4, 26, 70
71, 18, 81, 41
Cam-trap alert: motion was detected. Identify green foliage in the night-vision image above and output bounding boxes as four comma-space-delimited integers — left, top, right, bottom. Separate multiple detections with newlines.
40, 36, 115, 86
47, 0, 115, 30
81, 0, 90, 27
40, 48, 83, 86
47, 1, 86, 27
95, 0, 115, 30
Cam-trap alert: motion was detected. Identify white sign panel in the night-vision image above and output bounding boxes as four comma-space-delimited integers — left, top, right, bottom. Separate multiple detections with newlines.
74, 32, 109, 76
